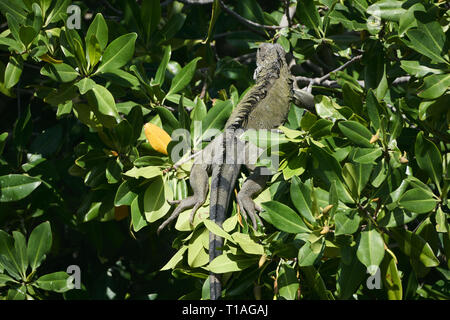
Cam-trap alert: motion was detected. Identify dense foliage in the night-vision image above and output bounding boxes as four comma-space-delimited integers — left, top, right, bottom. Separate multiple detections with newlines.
0, 0, 449, 300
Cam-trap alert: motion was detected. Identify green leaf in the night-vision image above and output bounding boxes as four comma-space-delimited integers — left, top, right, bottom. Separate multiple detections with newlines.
231, 232, 264, 255
85, 13, 108, 51
296, 0, 322, 37
398, 188, 438, 214
35, 271, 74, 292
131, 195, 147, 232
367, 1, 406, 22
405, 21, 447, 64
417, 73, 450, 99
4, 55, 23, 89
75, 77, 95, 95
290, 176, 315, 224
204, 219, 234, 243
337, 246, 366, 299
381, 252, 402, 300
86, 35, 102, 71
0, 273, 17, 286
377, 208, 419, 228
6, 13, 21, 43
350, 147, 382, 164
154, 45, 171, 86
161, 246, 187, 271
0, 0, 27, 22
338, 121, 373, 148
390, 228, 439, 268
96, 33, 137, 74
167, 57, 202, 97
188, 231, 209, 268
0, 174, 42, 202
27, 221, 52, 272
41, 63, 79, 83
7, 285, 26, 300
0, 132, 8, 156
114, 180, 138, 206
0, 230, 22, 279
309, 144, 354, 204
143, 176, 172, 223
335, 210, 361, 235
400, 60, 443, 78
208, 253, 257, 273
356, 228, 385, 273
301, 265, 334, 300
45, 0, 69, 25
278, 263, 298, 300
141, 0, 161, 44
260, 201, 310, 234
204, 0, 221, 43
314, 95, 346, 121
195, 100, 232, 146
88, 84, 120, 125
415, 132, 443, 188
123, 166, 162, 179
12, 231, 27, 278
298, 239, 324, 267
309, 119, 333, 139
365, 89, 381, 130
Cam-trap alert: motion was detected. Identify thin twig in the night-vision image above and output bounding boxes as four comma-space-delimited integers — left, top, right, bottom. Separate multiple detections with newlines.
218, 0, 293, 30
101, 0, 123, 15
317, 54, 362, 83
163, 150, 202, 173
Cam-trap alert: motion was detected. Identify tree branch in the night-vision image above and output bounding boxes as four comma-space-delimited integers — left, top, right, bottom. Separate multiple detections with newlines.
218, 0, 296, 30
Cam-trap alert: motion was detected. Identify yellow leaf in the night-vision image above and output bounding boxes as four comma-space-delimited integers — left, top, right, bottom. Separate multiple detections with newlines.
39, 53, 63, 64
144, 123, 171, 155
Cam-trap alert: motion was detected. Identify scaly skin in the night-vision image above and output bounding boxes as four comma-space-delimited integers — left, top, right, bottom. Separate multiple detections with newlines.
158, 43, 293, 300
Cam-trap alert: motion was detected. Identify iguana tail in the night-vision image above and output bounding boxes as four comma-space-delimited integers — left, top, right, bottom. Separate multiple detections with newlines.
209, 162, 241, 300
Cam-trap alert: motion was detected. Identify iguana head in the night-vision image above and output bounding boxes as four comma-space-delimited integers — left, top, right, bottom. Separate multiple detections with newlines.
254, 43, 287, 80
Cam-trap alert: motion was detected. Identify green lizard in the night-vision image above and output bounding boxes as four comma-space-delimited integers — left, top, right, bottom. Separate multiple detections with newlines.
158, 43, 293, 300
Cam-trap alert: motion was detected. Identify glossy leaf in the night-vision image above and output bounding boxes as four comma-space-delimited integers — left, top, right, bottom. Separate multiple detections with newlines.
35, 271, 74, 292
41, 63, 79, 83
167, 57, 202, 96
398, 188, 438, 214
208, 254, 257, 273
415, 132, 443, 188
260, 201, 310, 234
338, 121, 373, 148
96, 33, 137, 74
27, 221, 52, 272
85, 13, 108, 51
278, 263, 298, 300
0, 174, 42, 202
290, 176, 315, 224
356, 228, 385, 273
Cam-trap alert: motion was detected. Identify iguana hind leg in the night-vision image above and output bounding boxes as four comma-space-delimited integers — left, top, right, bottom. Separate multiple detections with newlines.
157, 163, 209, 234
237, 166, 269, 229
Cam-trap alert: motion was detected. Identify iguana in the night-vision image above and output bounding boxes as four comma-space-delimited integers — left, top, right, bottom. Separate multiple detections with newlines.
158, 43, 293, 300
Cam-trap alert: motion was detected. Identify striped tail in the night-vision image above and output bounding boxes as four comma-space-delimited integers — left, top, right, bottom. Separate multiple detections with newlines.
209, 163, 241, 300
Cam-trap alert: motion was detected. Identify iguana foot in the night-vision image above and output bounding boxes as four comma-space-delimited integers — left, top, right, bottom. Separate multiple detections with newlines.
157, 164, 209, 235
237, 193, 263, 230
157, 196, 206, 234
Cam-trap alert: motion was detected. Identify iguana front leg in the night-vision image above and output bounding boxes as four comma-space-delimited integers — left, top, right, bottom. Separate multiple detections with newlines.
157, 163, 209, 234
237, 166, 268, 229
